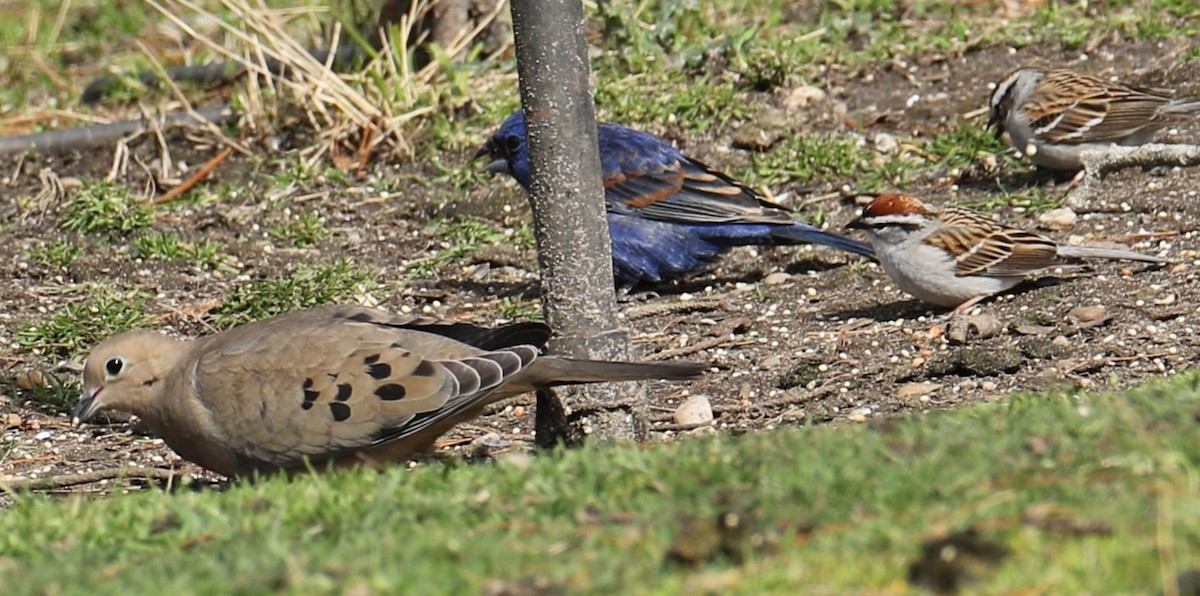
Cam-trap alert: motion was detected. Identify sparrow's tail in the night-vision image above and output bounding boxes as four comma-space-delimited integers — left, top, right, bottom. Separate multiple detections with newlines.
769, 223, 877, 259
1164, 97, 1200, 115
1057, 244, 1170, 264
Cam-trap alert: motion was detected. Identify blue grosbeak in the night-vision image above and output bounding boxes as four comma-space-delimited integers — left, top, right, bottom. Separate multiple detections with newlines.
475, 110, 875, 286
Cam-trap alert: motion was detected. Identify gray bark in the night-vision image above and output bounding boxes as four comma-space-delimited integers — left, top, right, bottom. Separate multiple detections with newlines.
509, 0, 646, 446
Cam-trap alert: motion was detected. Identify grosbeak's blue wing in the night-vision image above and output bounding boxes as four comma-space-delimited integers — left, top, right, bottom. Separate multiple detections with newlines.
597, 123, 794, 225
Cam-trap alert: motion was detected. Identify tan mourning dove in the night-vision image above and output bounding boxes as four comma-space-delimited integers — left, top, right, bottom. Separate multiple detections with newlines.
73, 304, 705, 477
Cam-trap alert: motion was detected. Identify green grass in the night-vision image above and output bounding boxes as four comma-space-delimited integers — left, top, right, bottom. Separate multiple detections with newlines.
132, 230, 237, 272
3, 374, 1200, 592
744, 133, 875, 188
59, 180, 154, 238
14, 290, 152, 360
963, 185, 1062, 215
25, 240, 82, 270
495, 294, 541, 320
406, 217, 534, 278
267, 210, 330, 248
210, 260, 387, 327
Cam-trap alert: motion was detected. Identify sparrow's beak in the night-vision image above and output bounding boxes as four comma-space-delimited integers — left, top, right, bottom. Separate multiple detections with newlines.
71, 386, 102, 425
986, 110, 1003, 138
845, 216, 867, 230
472, 139, 511, 174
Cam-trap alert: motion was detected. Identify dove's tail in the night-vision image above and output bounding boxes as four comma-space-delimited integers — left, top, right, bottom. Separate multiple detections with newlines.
1057, 244, 1170, 264
496, 357, 704, 398
532, 357, 706, 385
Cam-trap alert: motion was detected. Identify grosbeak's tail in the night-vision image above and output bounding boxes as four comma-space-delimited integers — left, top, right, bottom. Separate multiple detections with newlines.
770, 224, 877, 259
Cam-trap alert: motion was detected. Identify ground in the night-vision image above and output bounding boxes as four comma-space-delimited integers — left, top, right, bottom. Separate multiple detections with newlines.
1, 2, 1199, 497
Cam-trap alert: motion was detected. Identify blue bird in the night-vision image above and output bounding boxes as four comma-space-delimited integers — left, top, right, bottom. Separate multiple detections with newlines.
475, 110, 875, 286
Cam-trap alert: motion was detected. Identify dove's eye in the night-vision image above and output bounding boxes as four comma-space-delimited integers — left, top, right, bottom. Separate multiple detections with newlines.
104, 356, 126, 378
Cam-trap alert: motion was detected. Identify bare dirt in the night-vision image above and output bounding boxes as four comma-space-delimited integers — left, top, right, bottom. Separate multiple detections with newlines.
2, 38, 1199, 497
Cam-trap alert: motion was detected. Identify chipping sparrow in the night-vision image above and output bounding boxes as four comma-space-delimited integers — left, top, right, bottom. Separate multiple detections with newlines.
846, 193, 1169, 313
987, 67, 1200, 171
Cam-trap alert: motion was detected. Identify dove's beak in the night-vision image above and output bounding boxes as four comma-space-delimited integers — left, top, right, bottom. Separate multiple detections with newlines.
472, 139, 511, 174
72, 386, 102, 425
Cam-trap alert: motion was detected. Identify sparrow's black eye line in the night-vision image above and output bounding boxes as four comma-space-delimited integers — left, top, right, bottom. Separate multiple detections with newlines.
872, 221, 924, 232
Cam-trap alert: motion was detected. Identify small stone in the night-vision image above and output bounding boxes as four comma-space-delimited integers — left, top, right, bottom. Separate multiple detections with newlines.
34, 431, 52, 441
980, 381, 998, 391
896, 382, 941, 400
847, 408, 870, 423
1155, 294, 1177, 306
1013, 324, 1057, 336
732, 108, 790, 151
1019, 337, 1065, 360
947, 314, 1003, 345
3, 413, 20, 427
873, 133, 898, 155
1069, 305, 1107, 323
1037, 207, 1077, 231
470, 432, 510, 456
674, 395, 714, 428
15, 370, 46, 390
763, 272, 792, 286
953, 347, 1022, 376
759, 355, 783, 370
783, 85, 826, 110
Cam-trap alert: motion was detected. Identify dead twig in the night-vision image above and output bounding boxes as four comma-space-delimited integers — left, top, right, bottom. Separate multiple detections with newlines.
621, 297, 726, 320
154, 147, 233, 205
0, 467, 183, 493
646, 335, 750, 361
1066, 143, 1200, 208
713, 375, 851, 415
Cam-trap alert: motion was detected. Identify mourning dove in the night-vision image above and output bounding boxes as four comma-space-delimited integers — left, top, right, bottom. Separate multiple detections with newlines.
73, 304, 705, 477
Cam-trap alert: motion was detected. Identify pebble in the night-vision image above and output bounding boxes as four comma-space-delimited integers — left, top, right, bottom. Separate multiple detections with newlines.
1037, 207, 1077, 230
34, 431, 52, 441
763, 272, 792, 286
471, 432, 510, 453
3, 413, 20, 427
1069, 305, 1107, 323
783, 85, 826, 110
873, 133, 898, 155
759, 355, 783, 369
896, 382, 941, 400
947, 314, 1003, 345
952, 346, 1023, 376
15, 370, 46, 390
674, 394, 714, 428
847, 407, 871, 423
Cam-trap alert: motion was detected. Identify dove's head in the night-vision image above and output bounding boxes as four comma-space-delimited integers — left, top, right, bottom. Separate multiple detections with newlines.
75, 330, 185, 424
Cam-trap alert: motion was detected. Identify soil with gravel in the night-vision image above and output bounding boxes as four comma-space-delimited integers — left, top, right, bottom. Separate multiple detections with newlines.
2, 38, 1199, 499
